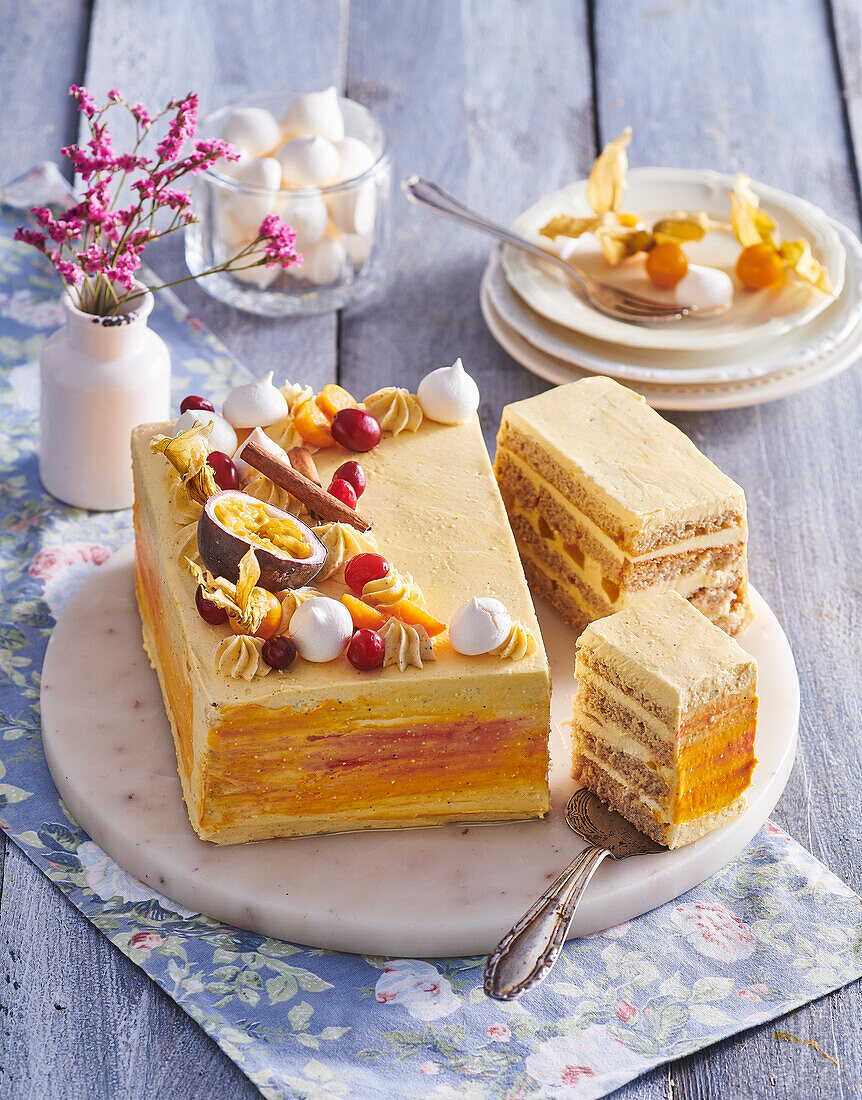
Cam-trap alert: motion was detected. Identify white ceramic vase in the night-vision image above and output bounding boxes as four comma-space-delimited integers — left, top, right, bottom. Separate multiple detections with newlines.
39, 290, 171, 510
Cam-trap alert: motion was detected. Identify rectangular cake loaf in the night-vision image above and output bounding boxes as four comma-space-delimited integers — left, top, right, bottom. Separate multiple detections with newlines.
494, 376, 752, 636
133, 411, 551, 844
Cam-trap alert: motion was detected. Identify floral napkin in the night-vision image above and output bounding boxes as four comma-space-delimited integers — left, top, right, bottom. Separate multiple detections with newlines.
1, 190, 861, 1100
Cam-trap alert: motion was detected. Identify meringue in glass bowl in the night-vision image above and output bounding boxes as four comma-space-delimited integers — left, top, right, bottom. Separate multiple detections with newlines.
185, 91, 391, 317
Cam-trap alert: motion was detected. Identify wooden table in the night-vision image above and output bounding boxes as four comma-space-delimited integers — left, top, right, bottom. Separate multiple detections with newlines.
2, 1, 860, 1096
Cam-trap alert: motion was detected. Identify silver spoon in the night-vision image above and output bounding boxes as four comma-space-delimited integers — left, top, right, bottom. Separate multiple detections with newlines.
483, 788, 666, 1001
402, 175, 716, 325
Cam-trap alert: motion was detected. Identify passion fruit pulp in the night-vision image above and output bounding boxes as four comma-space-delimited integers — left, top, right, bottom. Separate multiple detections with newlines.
197, 489, 326, 592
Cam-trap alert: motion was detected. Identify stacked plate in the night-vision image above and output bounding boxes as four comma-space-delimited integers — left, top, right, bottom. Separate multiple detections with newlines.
481, 168, 862, 410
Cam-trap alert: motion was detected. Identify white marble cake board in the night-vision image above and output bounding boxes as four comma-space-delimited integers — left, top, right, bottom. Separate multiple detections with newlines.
41, 544, 799, 957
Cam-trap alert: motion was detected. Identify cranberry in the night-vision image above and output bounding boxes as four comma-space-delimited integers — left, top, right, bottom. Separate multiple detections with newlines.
330, 408, 381, 452
334, 460, 367, 497
207, 451, 239, 491
195, 585, 227, 625
262, 635, 297, 670
347, 628, 385, 670
344, 553, 390, 595
180, 394, 215, 415
328, 477, 357, 509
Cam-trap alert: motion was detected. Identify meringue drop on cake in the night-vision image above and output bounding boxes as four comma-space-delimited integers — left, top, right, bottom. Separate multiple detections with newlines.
232, 427, 289, 483
172, 409, 237, 456
222, 371, 289, 429
416, 358, 480, 424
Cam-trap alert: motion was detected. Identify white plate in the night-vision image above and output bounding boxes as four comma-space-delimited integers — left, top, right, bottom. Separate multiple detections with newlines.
481, 276, 862, 411
41, 545, 797, 957
486, 218, 862, 386
503, 168, 845, 351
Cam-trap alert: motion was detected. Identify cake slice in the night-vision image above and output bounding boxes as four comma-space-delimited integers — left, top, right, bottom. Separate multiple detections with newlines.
133, 399, 551, 844
494, 376, 752, 636
572, 592, 758, 848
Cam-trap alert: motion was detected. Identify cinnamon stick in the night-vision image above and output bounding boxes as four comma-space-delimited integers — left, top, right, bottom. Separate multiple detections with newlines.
287, 446, 321, 486
243, 440, 372, 532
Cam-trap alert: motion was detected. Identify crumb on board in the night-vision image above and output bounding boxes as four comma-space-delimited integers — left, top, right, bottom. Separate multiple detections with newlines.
773, 1030, 839, 1068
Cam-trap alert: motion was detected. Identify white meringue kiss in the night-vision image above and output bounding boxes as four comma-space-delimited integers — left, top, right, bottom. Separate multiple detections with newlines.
674, 264, 733, 311
230, 157, 282, 227
232, 427, 289, 482
333, 137, 376, 183
222, 371, 288, 429
274, 190, 328, 249
172, 409, 238, 456
282, 87, 345, 143
277, 135, 339, 187
289, 596, 353, 662
301, 237, 347, 285
416, 358, 480, 424
448, 597, 512, 656
221, 107, 281, 159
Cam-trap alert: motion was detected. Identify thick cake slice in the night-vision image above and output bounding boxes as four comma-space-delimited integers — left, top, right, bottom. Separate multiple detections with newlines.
133, 388, 551, 844
572, 592, 758, 848
494, 377, 752, 636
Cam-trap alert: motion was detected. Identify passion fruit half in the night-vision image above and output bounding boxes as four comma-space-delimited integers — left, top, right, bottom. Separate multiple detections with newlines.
197, 489, 326, 592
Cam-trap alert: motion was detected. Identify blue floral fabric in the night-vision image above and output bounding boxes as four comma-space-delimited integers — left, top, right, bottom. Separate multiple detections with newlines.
1, 197, 860, 1100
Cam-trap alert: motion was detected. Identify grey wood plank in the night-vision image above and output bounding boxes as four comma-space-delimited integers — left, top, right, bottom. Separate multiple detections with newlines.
83, 0, 346, 392
0, 0, 90, 181
593, 1, 862, 1097
340, 0, 596, 447
1, 843, 257, 1100
1, 3, 342, 1098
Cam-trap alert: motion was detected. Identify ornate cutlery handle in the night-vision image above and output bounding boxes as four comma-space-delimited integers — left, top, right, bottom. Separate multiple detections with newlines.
401, 175, 588, 290
483, 844, 610, 1001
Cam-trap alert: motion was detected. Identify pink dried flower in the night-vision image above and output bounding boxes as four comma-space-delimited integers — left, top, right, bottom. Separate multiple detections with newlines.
15, 84, 296, 316
13, 227, 46, 251
257, 214, 301, 269
70, 84, 97, 118
76, 245, 110, 275
130, 102, 152, 128
50, 253, 85, 286
156, 93, 198, 161
159, 188, 191, 211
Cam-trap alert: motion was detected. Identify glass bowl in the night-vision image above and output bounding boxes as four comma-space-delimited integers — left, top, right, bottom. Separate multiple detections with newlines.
185, 93, 391, 316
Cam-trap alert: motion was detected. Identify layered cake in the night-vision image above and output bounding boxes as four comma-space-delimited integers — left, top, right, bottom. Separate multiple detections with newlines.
494, 377, 752, 636
572, 592, 758, 848
133, 360, 551, 844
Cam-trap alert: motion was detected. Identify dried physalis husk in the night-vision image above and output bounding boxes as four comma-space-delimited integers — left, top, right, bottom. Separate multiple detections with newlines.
151, 422, 218, 504
652, 211, 730, 245
730, 175, 776, 249
778, 239, 833, 294
587, 128, 632, 215
595, 225, 653, 265
187, 547, 268, 635
539, 213, 605, 241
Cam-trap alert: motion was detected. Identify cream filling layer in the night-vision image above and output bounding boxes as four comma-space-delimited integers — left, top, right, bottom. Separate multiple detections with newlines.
576, 665, 676, 741
578, 746, 671, 823
575, 710, 674, 783
518, 536, 738, 623
500, 448, 744, 564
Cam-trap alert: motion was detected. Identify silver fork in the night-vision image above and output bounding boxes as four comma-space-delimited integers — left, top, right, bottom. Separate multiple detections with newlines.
483, 788, 666, 1000
403, 175, 699, 325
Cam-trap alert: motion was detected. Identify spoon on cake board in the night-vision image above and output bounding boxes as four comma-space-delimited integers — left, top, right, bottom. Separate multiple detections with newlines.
483, 787, 666, 1001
